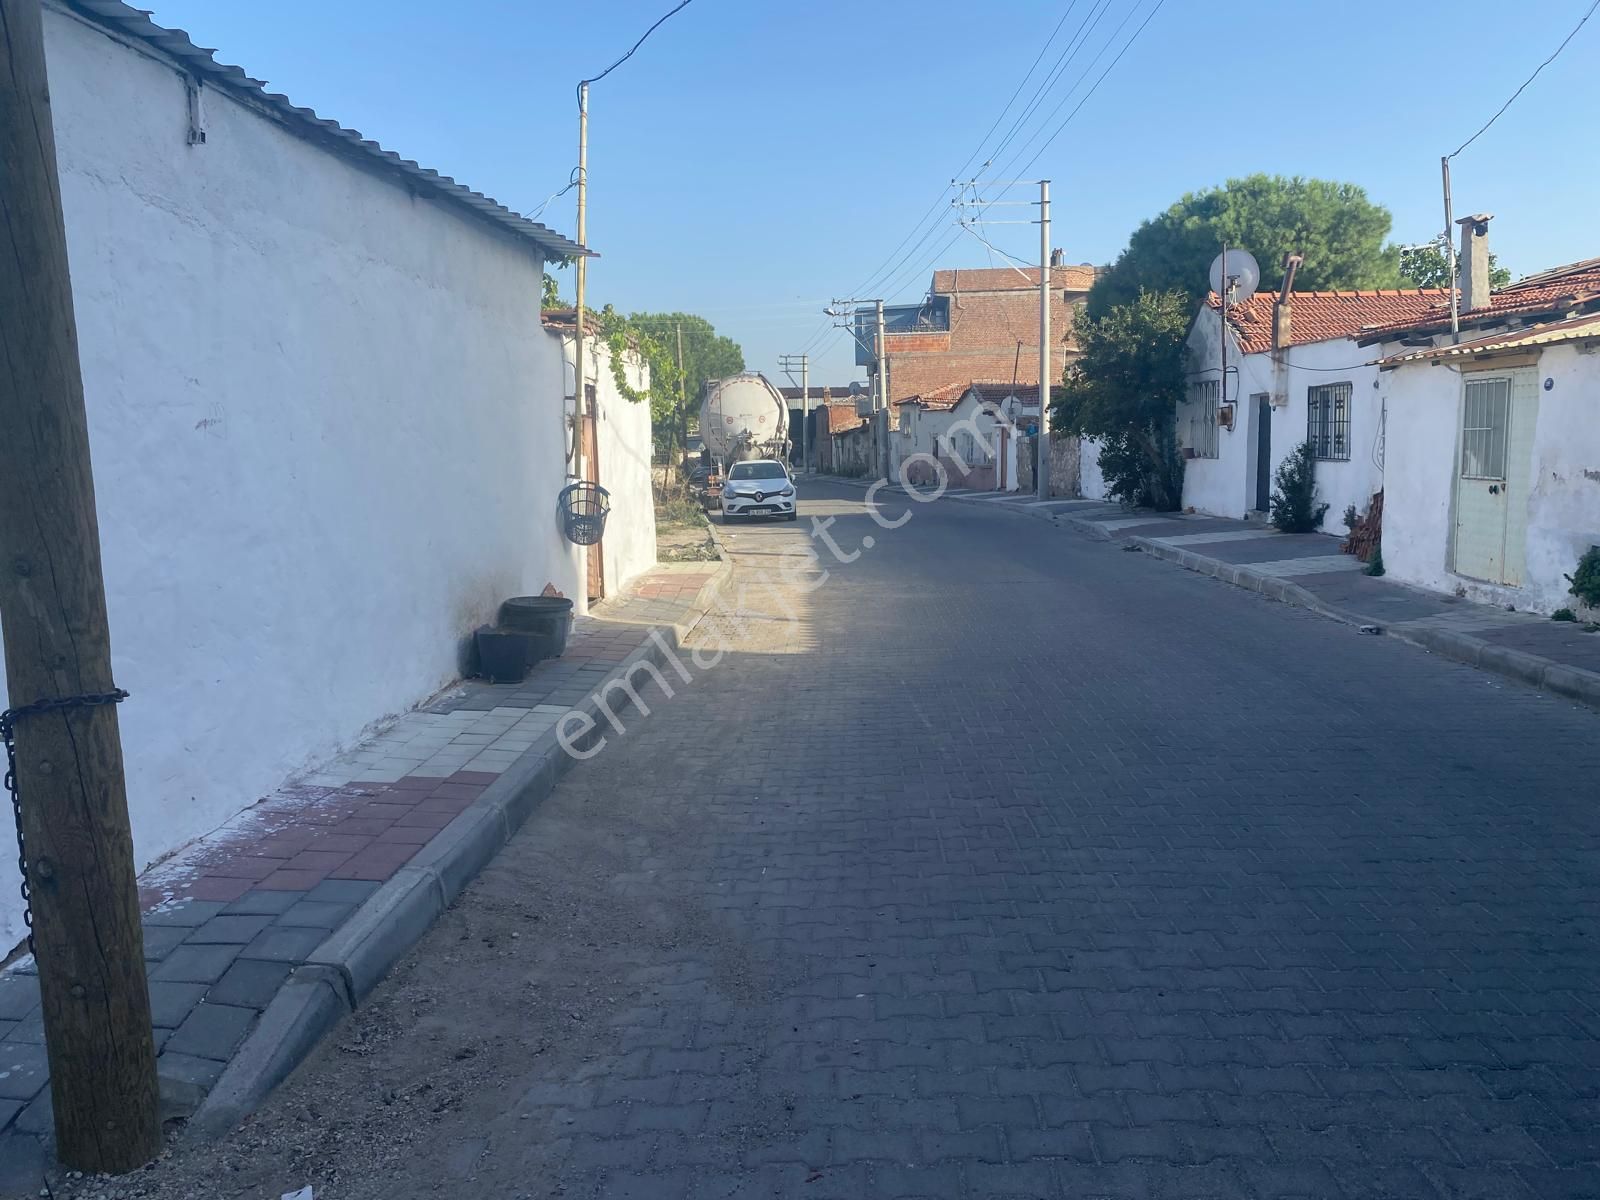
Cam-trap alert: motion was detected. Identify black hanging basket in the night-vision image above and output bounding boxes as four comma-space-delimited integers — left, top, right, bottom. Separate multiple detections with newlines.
558, 481, 610, 545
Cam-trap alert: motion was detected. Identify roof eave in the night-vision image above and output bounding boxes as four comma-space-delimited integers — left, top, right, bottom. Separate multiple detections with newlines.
64, 0, 590, 262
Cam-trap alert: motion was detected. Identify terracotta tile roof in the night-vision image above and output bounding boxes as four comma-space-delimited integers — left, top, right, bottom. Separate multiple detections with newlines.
540, 308, 606, 335
1382, 312, 1600, 364
897, 380, 1050, 411
967, 381, 1045, 406
1207, 290, 1450, 355
896, 382, 968, 411
932, 265, 1098, 294
1359, 257, 1600, 341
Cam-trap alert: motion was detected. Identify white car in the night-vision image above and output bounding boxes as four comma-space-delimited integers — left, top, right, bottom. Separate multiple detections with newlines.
720, 459, 797, 522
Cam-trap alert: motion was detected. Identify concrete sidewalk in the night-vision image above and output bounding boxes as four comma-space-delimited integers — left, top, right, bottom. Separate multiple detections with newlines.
815, 475, 1600, 711
0, 560, 728, 1189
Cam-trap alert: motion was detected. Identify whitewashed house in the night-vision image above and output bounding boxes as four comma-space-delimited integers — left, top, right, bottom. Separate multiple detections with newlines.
1360, 223, 1600, 614
543, 311, 658, 602
0, 1, 654, 951
1177, 279, 1447, 524
896, 382, 1041, 491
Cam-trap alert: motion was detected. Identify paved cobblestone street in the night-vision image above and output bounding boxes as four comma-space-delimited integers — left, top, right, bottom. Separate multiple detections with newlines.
83, 482, 1600, 1199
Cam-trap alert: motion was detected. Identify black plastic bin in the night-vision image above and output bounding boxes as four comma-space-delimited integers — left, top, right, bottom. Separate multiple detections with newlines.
499, 595, 575, 659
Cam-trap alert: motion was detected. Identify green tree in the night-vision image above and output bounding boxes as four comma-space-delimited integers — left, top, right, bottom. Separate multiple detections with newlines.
1054, 288, 1191, 511
592, 309, 745, 465
1089, 175, 1403, 317
1398, 236, 1512, 290
541, 272, 563, 311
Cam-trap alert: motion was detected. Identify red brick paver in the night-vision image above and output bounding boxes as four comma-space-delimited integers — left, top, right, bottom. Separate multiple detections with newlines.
143, 774, 490, 909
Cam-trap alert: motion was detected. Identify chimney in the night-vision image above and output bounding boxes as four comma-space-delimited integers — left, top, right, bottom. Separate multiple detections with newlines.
1273, 253, 1303, 351
1456, 213, 1493, 313
1049, 248, 1064, 268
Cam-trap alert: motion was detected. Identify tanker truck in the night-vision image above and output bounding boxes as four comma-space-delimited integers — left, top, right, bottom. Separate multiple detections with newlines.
699, 373, 790, 471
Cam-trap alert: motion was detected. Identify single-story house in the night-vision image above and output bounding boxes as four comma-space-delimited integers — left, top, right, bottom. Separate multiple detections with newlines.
816, 400, 872, 475
895, 381, 1041, 491
0, 1, 650, 952
1175, 276, 1447, 524
1359, 221, 1600, 614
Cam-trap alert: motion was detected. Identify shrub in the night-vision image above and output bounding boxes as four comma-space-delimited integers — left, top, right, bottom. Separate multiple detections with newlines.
1097, 424, 1185, 511
1552, 607, 1577, 622
1364, 546, 1385, 577
1269, 442, 1329, 533
1342, 503, 1360, 531
1566, 545, 1600, 609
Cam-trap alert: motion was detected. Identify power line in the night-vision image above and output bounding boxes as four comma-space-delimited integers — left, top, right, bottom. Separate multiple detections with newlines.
963, 0, 1156, 224
835, 0, 1107, 307
577, 0, 695, 102
1000, 0, 1158, 182
957, 220, 1034, 273
954, 2, 1083, 182
980, 0, 1117, 173
1004, 0, 1167, 184
1448, 0, 1598, 158
805, 0, 1159, 357
525, 168, 580, 221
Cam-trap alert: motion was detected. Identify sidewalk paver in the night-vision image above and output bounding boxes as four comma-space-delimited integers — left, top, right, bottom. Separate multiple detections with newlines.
0, 561, 723, 1186
1053, 503, 1600, 712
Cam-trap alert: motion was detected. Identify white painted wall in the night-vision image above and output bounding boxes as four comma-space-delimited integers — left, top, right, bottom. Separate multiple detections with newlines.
557, 332, 658, 598
1383, 344, 1600, 614
894, 404, 957, 483
0, 8, 589, 950
1182, 308, 1385, 527
1080, 437, 1108, 500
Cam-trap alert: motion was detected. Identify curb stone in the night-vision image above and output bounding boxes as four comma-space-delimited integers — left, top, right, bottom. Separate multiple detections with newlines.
187, 579, 728, 1139
1105, 527, 1600, 713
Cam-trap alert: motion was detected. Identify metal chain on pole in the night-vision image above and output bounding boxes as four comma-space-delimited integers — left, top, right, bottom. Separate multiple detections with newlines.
0, 689, 129, 953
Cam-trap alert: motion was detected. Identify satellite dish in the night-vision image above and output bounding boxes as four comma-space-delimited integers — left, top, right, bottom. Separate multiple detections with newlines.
849, 381, 864, 396
1209, 249, 1261, 303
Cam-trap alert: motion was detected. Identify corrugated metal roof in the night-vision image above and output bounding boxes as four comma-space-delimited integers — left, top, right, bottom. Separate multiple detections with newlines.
1381, 313, 1600, 364
65, 0, 589, 262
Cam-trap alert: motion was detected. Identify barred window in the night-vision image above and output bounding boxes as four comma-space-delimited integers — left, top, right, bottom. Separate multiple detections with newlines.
1460, 377, 1510, 480
1186, 379, 1220, 459
1307, 382, 1351, 461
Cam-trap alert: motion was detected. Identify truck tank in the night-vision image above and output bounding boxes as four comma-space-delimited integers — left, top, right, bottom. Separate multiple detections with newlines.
699, 373, 790, 465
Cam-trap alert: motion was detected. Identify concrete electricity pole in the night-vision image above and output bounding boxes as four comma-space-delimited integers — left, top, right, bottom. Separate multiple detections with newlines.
1036, 179, 1051, 502
876, 299, 890, 480
0, 0, 161, 1170
778, 353, 809, 472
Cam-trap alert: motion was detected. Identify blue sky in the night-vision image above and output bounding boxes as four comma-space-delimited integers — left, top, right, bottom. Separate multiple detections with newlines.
144, 0, 1599, 385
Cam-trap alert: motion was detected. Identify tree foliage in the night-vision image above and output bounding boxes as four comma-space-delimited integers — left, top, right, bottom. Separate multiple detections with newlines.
1053, 288, 1191, 511
1089, 175, 1403, 317
542, 272, 564, 311
594, 310, 745, 458
1398, 236, 1512, 290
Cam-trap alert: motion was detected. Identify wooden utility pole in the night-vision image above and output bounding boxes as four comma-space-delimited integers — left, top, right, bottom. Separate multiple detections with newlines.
673, 323, 686, 484
0, 0, 161, 1172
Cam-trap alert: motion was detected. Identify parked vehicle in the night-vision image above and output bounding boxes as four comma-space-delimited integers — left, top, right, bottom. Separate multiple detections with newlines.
700, 374, 789, 467
721, 459, 797, 522
689, 463, 722, 511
